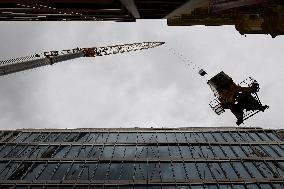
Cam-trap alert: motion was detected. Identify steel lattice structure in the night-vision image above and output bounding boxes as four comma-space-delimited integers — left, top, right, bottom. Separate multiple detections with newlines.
0, 42, 165, 76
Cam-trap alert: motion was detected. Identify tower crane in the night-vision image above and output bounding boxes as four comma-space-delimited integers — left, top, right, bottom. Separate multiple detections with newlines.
0, 42, 165, 76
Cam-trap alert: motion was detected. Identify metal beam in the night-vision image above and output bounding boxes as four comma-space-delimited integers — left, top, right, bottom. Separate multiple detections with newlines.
119, 0, 140, 18
165, 0, 209, 19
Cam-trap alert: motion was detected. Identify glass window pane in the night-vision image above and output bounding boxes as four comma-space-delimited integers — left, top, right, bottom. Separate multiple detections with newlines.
123, 146, 136, 159
33, 132, 49, 142
184, 163, 200, 179
239, 132, 253, 142
53, 146, 70, 158
101, 146, 115, 159
156, 133, 167, 143
203, 133, 216, 142
242, 146, 257, 157
13, 132, 30, 143
271, 145, 284, 156
211, 146, 226, 158
138, 133, 156, 143
93, 163, 108, 180
212, 133, 225, 142
126, 133, 137, 143
77, 145, 94, 158
134, 163, 147, 180
222, 132, 235, 142
44, 133, 60, 142
0, 162, 21, 180
24, 133, 41, 142
160, 163, 174, 180
220, 162, 238, 179
6, 145, 27, 158
267, 132, 282, 141
230, 132, 244, 142
147, 163, 161, 180
184, 133, 197, 143
168, 146, 181, 159
80, 163, 98, 180
166, 133, 177, 143
54, 133, 70, 142
231, 146, 246, 158
258, 133, 271, 141
135, 146, 147, 159
107, 133, 118, 143
273, 184, 284, 189
221, 146, 236, 158
208, 163, 225, 179
196, 163, 213, 179
18, 145, 37, 158
0, 145, 14, 157
176, 133, 187, 143
158, 146, 170, 159
200, 146, 214, 158
117, 133, 129, 143
267, 162, 284, 177
232, 185, 246, 189
172, 163, 187, 180
112, 146, 126, 159
23, 163, 45, 181
52, 163, 71, 180
179, 146, 192, 159
29, 146, 49, 158
254, 161, 275, 178
231, 162, 251, 179
248, 133, 263, 142
148, 146, 159, 158
95, 133, 109, 143
262, 145, 279, 157
120, 163, 134, 180
65, 132, 79, 142
247, 184, 260, 189
191, 146, 204, 158
65, 163, 83, 180
66, 145, 81, 158
89, 146, 103, 158
37, 163, 57, 180
251, 146, 269, 157
76, 132, 89, 142
243, 162, 264, 178
108, 163, 122, 180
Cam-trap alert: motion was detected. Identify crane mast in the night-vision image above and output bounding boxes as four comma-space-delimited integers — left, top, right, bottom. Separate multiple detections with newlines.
0, 42, 165, 76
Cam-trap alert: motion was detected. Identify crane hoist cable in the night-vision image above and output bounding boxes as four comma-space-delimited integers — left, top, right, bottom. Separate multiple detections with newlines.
168, 47, 209, 81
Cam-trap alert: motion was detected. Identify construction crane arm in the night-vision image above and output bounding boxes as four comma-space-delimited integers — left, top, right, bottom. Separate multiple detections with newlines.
0, 42, 164, 76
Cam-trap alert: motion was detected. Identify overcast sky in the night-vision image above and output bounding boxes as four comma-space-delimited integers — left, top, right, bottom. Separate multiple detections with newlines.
0, 20, 283, 130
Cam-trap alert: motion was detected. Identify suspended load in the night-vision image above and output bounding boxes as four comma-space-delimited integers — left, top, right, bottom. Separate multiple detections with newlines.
200, 70, 269, 125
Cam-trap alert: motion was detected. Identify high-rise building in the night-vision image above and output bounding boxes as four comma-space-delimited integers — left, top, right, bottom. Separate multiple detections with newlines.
0, 127, 283, 188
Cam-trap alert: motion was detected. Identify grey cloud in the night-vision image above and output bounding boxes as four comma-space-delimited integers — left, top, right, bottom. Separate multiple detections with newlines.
0, 20, 283, 129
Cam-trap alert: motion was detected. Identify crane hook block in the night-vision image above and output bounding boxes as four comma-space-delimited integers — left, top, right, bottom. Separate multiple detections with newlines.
199, 69, 207, 76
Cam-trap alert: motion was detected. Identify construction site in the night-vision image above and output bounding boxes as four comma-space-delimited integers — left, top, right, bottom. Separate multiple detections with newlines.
0, 0, 283, 189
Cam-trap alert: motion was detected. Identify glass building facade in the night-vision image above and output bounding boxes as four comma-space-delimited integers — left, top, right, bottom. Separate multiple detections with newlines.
0, 127, 283, 189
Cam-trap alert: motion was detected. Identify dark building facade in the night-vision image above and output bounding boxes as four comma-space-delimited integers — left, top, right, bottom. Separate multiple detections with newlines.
0, 127, 283, 188
167, 0, 284, 38
0, 0, 187, 21
0, 0, 283, 37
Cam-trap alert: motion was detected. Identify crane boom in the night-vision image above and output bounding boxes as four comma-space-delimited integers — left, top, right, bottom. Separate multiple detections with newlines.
0, 42, 165, 76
